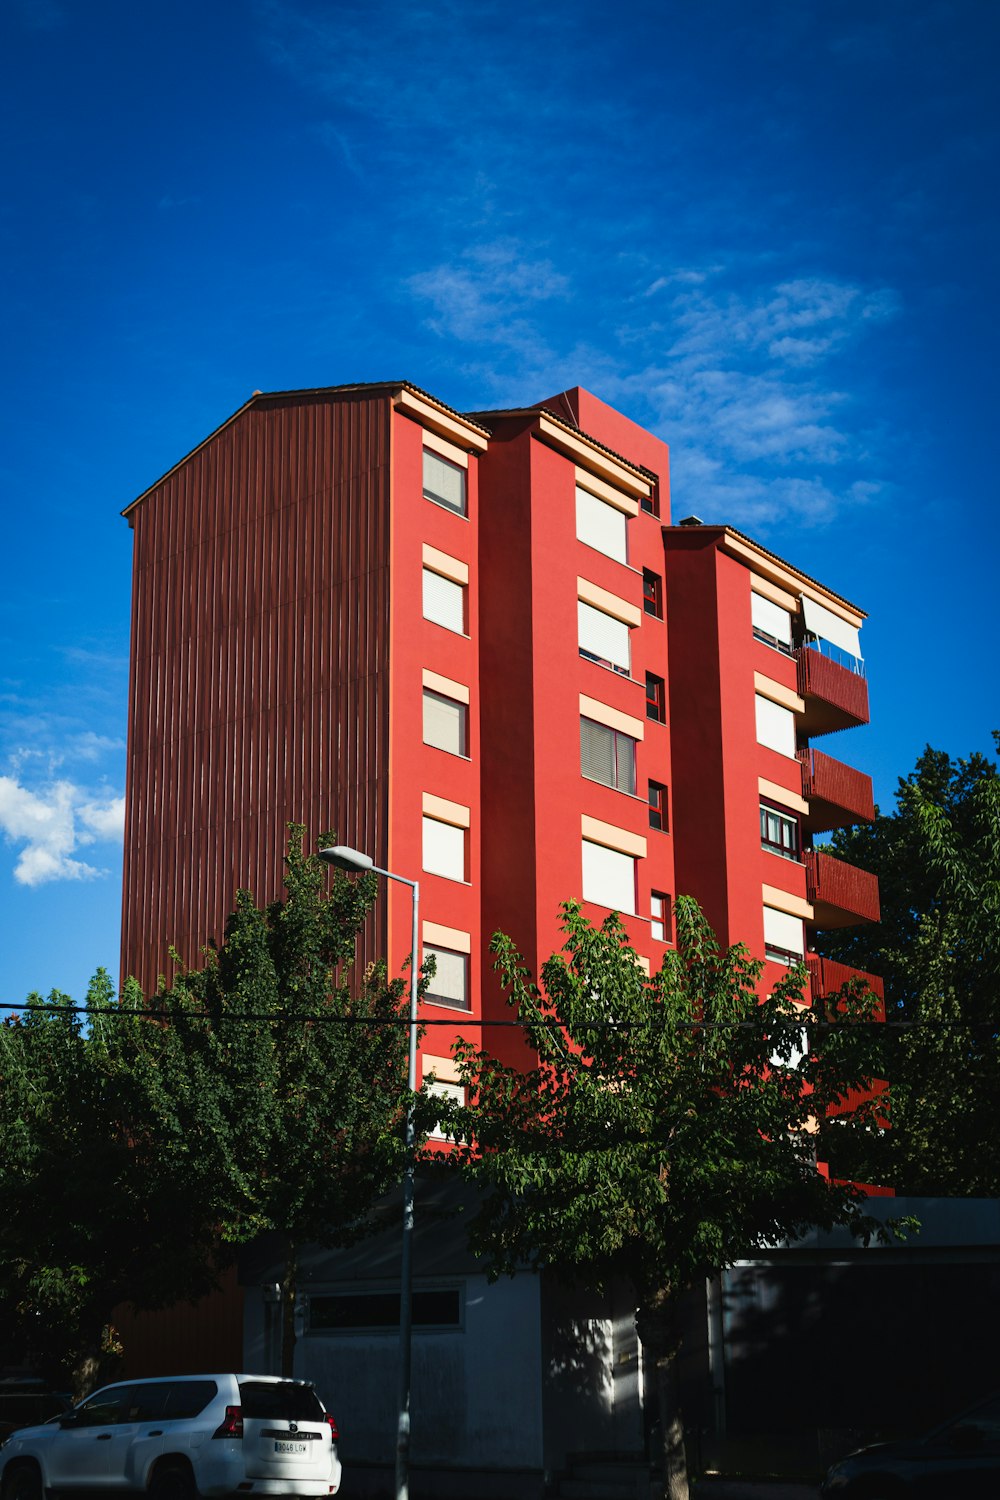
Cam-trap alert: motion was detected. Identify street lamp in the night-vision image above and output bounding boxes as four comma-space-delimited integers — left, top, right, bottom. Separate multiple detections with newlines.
318, 845, 419, 1500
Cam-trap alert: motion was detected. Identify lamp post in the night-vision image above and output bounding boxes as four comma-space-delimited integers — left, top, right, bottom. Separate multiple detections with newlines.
318, 845, 419, 1500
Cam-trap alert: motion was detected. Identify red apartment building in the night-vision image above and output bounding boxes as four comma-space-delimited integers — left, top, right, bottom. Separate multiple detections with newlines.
121, 380, 880, 1080
118, 379, 885, 1482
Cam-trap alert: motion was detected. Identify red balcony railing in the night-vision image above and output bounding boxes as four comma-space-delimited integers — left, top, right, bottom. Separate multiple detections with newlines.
805, 955, 884, 1014
806, 850, 880, 928
795, 646, 870, 736
798, 748, 875, 832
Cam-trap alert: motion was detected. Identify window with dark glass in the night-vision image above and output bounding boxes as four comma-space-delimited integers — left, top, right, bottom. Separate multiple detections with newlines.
640, 488, 660, 517
760, 803, 800, 861
310, 1289, 462, 1331
645, 672, 666, 722
648, 781, 668, 830
642, 569, 663, 618
580, 718, 636, 795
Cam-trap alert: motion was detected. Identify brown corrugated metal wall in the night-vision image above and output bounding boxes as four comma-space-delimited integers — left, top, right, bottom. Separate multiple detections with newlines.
121, 392, 392, 996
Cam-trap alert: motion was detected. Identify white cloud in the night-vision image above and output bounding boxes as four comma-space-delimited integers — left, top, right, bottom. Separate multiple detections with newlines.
0, 773, 124, 888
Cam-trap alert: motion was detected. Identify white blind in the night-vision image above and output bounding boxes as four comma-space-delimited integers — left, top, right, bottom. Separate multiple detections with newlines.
427, 1079, 464, 1140
576, 487, 628, 563
582, 839, 636, 914
751, 592, 793, 646
422, 816, 465, 880
423, 690, 467, 755
763, 906, 805, 958
578, 601, 630, 673
423, 450, 466, 515
801, 596, 862, 659
422, 569, 465, 634
755, 694, 796, 758
424, 945, 469, 1008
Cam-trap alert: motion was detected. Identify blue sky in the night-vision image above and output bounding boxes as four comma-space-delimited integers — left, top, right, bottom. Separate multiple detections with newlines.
1, 0, 997, 1003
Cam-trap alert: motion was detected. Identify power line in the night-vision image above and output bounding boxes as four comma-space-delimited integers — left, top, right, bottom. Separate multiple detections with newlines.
0, 1000, 996, 1033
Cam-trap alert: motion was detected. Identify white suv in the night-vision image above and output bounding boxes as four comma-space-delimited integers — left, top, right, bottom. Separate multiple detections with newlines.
0, 1373, 341, 1499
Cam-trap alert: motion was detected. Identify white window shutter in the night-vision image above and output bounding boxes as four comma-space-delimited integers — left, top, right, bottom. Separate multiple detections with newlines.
422, 816, 465, 880
424, 946, 469, 1007
763, 906, 805, 957
423, 690, 466, 755
582, 840, 636, 914
755, 695, 796, 757
751, 592, 793, 646
578, 601, 631, 673
423, 569, 465, 633
576, 488, 628, 563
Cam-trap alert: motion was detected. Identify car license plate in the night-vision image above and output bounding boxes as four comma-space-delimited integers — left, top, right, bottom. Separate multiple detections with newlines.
274, 1439, 307, 1454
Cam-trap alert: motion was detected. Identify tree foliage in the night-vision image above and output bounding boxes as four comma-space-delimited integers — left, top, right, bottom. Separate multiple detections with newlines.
817, 735, 1000, 1194
0, 828, 414, 1385
446, 897, 891, 1500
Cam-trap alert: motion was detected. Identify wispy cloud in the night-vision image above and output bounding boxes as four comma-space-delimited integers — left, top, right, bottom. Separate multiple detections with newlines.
406, 248, 899, 529
0, 772, 124, 888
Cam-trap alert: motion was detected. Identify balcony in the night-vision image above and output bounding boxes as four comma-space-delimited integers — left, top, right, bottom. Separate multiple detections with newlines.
806, 954, 884, 1015
798, 748, 875, 832
806, 850, 880, 928
795, 646, 870, 736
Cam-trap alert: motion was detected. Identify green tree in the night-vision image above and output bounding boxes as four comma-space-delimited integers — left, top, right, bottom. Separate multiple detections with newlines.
0, 828, 414, 1385
446, 898, 891, 1500
0, 973, 227, 1392
817, 735, 1000, 1194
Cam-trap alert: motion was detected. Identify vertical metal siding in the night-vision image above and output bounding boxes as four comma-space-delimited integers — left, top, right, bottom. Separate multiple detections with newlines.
121, 394, 392, 996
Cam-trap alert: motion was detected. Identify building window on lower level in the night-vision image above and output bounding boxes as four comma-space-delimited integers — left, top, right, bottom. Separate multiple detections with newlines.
651, 891, 672, 943
645, 673, 666, 722
760, 802, 800, 860
648, 780, 668, 830
582, 839, 637, 915
309, 1287, 462, 1332
763, 905, 805, 966
423, 945, 469, 1009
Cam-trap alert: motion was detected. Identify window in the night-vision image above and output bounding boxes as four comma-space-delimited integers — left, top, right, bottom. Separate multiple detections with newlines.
422, 816, 465, 881
578, 600, 631, 676
645, 672, 665, 722
422, 569, 465, 634
426, 1079, 465, 1140
648, 780, 668, 830
763, 905, 805, 965
651, 891, 671, 942
423, 945, 469, 1009
760, 803, 800, 861
423, 449, 467, 515
310, 1288, 462, 1331
755, 694, 796, 758
640, 488, 660, 517
423, 689, 468, 756
580, 718, 636, 794
751, 591, 793, 654
576, 486, 628, 563
582, 839, 636, 914
642, 569, 663, 618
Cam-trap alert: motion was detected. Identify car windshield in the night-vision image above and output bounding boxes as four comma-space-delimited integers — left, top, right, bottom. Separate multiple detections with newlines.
238, 1381, 324, 1421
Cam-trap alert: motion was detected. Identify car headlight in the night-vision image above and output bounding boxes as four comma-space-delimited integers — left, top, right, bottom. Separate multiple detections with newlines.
822, 1465, 851, 1493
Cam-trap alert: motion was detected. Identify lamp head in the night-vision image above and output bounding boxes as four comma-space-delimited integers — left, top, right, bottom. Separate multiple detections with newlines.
318, 845, 374, 873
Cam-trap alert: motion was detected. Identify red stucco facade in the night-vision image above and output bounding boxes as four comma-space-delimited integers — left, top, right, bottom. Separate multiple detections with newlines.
121, 380, 880, 1087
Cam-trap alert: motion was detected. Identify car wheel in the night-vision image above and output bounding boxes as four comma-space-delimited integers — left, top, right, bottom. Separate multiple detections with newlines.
148, 1460, 199, 1500
1, 1463, 43, 1500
